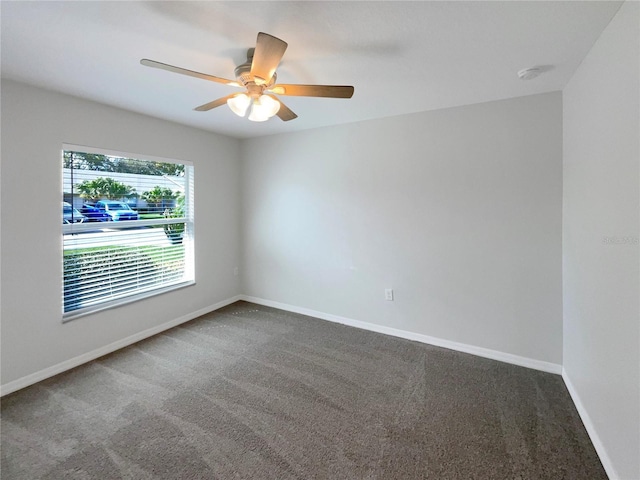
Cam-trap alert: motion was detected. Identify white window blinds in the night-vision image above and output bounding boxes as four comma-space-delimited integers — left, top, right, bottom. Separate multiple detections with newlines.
62, 146, 194, 319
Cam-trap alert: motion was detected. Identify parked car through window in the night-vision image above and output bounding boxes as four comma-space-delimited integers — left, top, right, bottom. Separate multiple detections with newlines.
80, 203, 110, 222
63, 202, 86, 224
94, 201, 139, 221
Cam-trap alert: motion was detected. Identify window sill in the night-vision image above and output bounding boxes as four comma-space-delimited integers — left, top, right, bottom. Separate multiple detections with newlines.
62, 280, 195, 323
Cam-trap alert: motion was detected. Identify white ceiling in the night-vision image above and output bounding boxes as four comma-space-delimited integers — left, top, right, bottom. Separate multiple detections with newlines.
1, 1, 622, 139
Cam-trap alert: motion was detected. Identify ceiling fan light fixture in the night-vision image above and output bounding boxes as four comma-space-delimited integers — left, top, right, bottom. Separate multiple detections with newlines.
227, 93, 251, 117
142, 32, 353, 123
248, 95, 280, 122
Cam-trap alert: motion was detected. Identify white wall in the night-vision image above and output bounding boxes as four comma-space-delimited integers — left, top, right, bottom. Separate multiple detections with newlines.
241, 92, 563, 366
2, 15, 636, 471
1, 80, 242, 387
562, 2, 640, 479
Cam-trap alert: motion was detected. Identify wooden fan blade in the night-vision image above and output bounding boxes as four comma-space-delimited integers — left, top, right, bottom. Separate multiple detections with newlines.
251, 33, 287, 84
194, 94, 236, 112
266, 94, 298, 121
141, 59, 239, 86
269, 84, 354, 98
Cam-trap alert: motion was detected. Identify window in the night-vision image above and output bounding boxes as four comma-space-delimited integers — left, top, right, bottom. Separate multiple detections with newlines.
62, 145, 194, 320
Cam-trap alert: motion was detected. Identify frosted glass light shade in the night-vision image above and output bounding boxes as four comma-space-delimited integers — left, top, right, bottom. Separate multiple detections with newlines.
259, 95, 280, 117
227, 94, 251, 117
248, 107, 269, 122
248, 95, 281, 122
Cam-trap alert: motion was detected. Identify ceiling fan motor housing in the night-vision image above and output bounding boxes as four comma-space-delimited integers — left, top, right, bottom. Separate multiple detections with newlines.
234, 48, 277, 88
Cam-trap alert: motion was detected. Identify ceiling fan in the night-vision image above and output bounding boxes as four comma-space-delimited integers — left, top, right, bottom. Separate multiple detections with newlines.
141, 32, 355, 122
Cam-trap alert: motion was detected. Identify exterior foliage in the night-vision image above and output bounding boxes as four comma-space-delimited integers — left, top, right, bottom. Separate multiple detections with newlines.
75, 177, 137, 201
141, 186, 178, 212
64, 151, 184, 176
163, 193, 185, 244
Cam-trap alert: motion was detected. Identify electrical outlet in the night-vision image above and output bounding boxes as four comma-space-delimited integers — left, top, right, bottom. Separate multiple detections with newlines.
385, 288, 394, 301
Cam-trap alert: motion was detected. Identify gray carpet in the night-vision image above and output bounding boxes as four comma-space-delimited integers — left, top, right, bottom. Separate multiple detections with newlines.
1, 301, 606, 479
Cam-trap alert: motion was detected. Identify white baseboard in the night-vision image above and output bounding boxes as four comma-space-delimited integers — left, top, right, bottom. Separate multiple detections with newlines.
4, 293, 615, 476
1, 294, 563, 396
238, 295, 562, 375
562, 368, 618, 480
0, 295, 242, 397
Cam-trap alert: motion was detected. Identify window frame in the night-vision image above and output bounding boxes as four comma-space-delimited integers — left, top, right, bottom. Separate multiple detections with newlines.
61, 143, 195, 322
